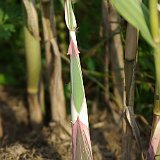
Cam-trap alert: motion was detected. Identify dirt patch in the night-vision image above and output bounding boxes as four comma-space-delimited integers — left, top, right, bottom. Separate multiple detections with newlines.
0, 85, 150, 160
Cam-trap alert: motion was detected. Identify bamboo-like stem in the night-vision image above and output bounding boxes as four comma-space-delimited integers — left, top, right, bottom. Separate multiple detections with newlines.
40, 0, 66, 122
102, 0, 110, 102
149, 0, 160, 117
153, 48, 160, 117
149, 0, 160, 43
64, 0, 93, 159
24, 26, 42, 127
102, 0, 124, 125
23, 0, 42, 127
149, 0, 160, 159
109, 5, 124, 111
24, 26, 41, 95
123, 60, 136, 160
122, 24, 142, 159
39, 77, 45, 116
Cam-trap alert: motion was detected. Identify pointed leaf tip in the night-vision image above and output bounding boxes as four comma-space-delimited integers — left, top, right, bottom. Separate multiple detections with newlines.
68, 38, 80, 55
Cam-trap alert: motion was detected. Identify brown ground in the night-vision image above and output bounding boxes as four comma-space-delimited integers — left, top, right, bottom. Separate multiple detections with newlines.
0, 85, 150, 160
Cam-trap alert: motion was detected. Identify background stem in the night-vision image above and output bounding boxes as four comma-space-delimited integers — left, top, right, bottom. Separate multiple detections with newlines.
23, 0, 42, 127
40, 0, 66, 122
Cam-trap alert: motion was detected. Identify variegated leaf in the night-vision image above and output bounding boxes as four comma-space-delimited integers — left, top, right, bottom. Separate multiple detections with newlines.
72, 118, 92, 160
70, 41, 84, 113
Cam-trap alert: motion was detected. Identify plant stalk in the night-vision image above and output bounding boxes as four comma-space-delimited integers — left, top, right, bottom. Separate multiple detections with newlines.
23, 0, 42, 128
149, 0, 160, 159
40, 0, 66, 122
153, 49, 160, 117
24, 25, 42, 127
102, 0, 124, 125
64, 0, 93, 159
122, 24, 142, 159
109, 6, 124, 111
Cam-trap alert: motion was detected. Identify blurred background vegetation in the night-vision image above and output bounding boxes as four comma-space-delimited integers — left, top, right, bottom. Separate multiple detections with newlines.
0, 0, 155, 122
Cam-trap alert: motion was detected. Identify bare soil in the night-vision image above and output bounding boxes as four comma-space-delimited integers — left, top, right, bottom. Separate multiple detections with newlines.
0, 85, 150, 160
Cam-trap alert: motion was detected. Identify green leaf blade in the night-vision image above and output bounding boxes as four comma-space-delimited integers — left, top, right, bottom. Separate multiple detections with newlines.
111, 0, 155, 47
